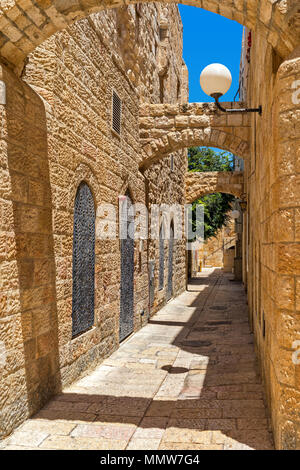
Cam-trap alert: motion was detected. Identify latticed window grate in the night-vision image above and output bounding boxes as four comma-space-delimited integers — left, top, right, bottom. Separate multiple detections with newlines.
72, 182, 95, 337
159, 224, 165, 291
119, 190, 134, 341
112, 90, 122, 135
167, 222, 174, 301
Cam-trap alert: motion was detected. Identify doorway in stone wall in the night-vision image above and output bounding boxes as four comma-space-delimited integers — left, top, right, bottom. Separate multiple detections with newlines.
167, 221, 174, 301
119, 190, 135, 341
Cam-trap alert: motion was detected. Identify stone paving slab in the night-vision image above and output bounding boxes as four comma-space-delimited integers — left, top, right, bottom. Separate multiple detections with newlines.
0, 269, 274, 450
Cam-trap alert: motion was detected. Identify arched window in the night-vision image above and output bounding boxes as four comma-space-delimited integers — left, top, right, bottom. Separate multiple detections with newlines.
167, 221, 174, 300
72, 182, 95, 337
159, 223, 165, 291
120, 190, 134, 341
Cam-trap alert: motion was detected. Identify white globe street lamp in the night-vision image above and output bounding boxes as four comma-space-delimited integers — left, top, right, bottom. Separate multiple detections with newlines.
200, 63, 262, 115
200, 63, 232, 97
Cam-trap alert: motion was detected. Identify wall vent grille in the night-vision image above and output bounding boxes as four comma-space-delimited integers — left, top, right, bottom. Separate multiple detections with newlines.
112, 90, 122, 135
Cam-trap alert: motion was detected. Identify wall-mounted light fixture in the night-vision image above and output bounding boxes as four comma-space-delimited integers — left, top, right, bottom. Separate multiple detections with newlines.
200, 63, 262, 115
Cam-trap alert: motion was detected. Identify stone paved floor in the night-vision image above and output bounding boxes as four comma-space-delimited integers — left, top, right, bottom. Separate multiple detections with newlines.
0, 269, 274, 450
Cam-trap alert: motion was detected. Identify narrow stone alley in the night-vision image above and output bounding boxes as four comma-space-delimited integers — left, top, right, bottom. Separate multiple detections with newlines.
1, 269, 274, 450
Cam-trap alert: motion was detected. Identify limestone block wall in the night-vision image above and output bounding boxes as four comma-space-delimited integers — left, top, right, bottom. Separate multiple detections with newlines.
22, 15, 148, 390
145, 150, 187, 314
0, 0, 298, 448
244, 33, 300, 449
185, 171, 244, 203
87, 4, 184, 105
0, 5, 187, 438
0, 1, 298, 74
139, 102, 250, 169
203, 218, 236, 268
0, 64, 60, 438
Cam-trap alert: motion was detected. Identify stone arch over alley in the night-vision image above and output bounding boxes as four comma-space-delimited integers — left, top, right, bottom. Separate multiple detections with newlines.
139, 102, 250, 170
0, 0, 299, 452
0, 0, 298, 73
185, 171, 244, 203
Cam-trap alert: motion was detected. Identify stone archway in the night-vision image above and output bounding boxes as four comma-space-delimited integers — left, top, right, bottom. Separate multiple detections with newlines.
0, 0, 298, 73
139, 102, 250, 170
185, 170, 244, 203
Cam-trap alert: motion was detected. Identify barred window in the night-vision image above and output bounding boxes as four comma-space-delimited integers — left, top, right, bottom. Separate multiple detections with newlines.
112, 90, 122, 135
120, 190, 134, 341
159, 224, 165, 291
167, 222, 174, 300
72, 182, 95, 337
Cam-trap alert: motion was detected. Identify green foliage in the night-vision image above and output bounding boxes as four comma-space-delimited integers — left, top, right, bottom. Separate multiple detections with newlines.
188, 147, 235, 240
195, 193, 234, 239
188, 147, 234, 172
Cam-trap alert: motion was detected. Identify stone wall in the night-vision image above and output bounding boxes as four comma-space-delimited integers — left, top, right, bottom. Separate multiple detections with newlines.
185, 171, 244, 203
203, 217, 236, 268
139, 102, 250, 169
0, 0, 299, 449
0, 4, 187, 438
22, 11, 147, 396
188, 214, 236, 274
243, 33, 300, 449
145, 150, 187, 314
0, 1, 297, 74
0, 64, 59, 438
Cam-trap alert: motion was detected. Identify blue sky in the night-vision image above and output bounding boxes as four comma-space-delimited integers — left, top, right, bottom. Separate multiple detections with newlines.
179, 5, 243, 103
